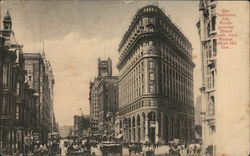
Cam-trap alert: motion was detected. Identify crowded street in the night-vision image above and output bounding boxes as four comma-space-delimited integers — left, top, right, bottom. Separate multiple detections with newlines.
52, 136, 201, 156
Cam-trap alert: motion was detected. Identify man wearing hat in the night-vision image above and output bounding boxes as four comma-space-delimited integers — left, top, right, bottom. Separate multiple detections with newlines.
169, 139, 181, 156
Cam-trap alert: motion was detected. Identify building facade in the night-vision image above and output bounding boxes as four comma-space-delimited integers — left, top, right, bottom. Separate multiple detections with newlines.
89, 80, 100, 135
196, 0, 217, 155
89, 58, 118, 136
0, 11, 38, 155
73, 115, 90, 137
194, 95, 202, 141
97, 76, 118, 136
117, 5, 195, 144
23, 53, 55, 143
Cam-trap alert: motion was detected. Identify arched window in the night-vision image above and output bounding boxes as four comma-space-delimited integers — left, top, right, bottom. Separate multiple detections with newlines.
148, 112, 156, 121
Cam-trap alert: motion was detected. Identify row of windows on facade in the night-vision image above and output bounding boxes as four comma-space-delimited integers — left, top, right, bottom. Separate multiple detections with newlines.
120, 70, 193, 101
119, 61, 193, 106
15, 107, 36, 126
119, 85, 193, 107
160, 62, 194, 102
120, 58, 192, 96
90, 103, 117, 118
120, 13, 192, 57
1, 63, 17, 89
119, 102, 193, 121
91, 89, 117, 97
120, 82, 193, 107
120, 40, 193, 79
119, 118, 193, 132
0, 96, 35, 119
1, 65, 36, 106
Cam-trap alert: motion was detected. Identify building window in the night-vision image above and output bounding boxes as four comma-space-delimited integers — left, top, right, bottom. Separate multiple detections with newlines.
149, 72, 155, 81
149, 41, 153, 46
208, 96, 215, 116
2, 64, 8, 86
212, 16, 216, 31
16, 105, 19, 120
149, 85, 155, 93
213, 39, 217, 56
149, 61, 155, 68
149, 100, 154, 106
211, 71, 215, 88
207, 22, 210, 35
1, 97, 6, 114
16, 82, 20, 96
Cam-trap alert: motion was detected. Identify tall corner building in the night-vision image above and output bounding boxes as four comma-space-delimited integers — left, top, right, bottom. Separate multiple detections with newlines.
117, 5, 195, 144
196, 0, 216, 155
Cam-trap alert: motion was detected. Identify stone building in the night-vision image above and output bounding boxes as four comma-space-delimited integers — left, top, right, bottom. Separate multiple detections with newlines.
196, 0, 216, 155
0, 11, 38, 155
23, 53, 55, 143
89, 58, 118, 136
89, 80, 100, 135
97, 76, 118, 135
117, 5, 195, 144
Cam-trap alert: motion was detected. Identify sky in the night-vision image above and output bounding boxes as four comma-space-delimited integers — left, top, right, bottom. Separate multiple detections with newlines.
1, 0, 201, 126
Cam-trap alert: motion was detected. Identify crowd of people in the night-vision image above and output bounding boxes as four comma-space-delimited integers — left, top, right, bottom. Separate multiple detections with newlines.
168, 139, 202, 156
28, 137, 203, 156
61, 138, 95, 156
125, 139, 202, 156
26, 140, 61, 156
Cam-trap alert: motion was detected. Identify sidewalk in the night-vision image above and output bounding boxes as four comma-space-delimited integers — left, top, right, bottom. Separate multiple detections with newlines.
154, 145, 169, 155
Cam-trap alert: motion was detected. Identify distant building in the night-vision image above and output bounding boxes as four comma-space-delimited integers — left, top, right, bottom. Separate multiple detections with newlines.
197, 0, 216, 155
89, 81, 99, 135
97, 76, 118, 135
73, 115, 90, 137
117, 5, 195, 144
195, 96, 202, 126
89, 58, 118, 136
194, 96, 202, 141
98, 58, 112, 77
58, 125, 73, 138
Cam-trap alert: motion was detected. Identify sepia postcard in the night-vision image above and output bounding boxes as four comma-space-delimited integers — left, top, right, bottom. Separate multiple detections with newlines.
0, 0, 249, 156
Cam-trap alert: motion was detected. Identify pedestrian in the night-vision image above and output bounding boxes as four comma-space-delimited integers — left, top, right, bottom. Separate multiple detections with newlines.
169, 139, 181, 156
33, 143, 42, 156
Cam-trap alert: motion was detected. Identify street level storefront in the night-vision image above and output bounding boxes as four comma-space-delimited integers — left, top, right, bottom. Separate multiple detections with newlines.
118, 106, 193, 144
